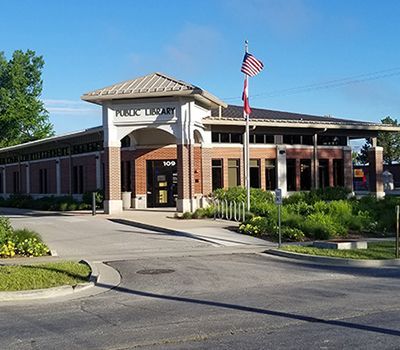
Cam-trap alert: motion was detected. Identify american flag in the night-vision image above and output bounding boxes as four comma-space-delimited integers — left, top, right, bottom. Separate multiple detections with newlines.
241, 52, 264, 77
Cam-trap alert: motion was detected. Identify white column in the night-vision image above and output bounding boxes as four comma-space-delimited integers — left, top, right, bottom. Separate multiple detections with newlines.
56, 158, 61, 195
95, 152, 101, 189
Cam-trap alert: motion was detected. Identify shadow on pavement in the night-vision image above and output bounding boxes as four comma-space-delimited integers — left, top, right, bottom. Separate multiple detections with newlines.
96, 282, 400, 337
109, 218, 259, 246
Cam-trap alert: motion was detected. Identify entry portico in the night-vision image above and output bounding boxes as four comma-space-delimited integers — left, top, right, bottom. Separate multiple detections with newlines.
81, 72, 227, 214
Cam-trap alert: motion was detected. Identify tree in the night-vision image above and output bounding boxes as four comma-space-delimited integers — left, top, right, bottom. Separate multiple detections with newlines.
357, 139, 371, 165
0, 50, 53, 147
357, 117, 400, 165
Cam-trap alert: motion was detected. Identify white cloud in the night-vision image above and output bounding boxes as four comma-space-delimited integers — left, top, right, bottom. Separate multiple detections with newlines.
44, 99, 100, 116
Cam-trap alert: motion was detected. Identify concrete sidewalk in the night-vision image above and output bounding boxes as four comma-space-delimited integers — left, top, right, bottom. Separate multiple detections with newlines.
109, 209, 274, 248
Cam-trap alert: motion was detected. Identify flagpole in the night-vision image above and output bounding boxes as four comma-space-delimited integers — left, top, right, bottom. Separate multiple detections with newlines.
244, 40, 251, 212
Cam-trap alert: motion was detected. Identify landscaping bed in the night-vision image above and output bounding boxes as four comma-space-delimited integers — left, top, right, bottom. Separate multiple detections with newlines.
281, 241, 396, 260
0, 261, 91, 291
0, 217, 50, 258
209, 186, 400, 242
0, 191, 103, 211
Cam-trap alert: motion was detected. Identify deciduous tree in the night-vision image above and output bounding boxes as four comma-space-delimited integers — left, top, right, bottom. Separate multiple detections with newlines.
0, 50, 53, 147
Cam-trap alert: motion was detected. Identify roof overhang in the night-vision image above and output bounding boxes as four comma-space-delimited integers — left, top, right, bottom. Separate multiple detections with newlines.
82, 90, 227, 109
81, 72, 227, 109
0, 126, 103, 154
202, 117, 400, 132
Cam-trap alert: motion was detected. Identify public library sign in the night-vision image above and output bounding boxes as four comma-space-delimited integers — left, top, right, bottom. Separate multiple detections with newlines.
115, 107, 176, 118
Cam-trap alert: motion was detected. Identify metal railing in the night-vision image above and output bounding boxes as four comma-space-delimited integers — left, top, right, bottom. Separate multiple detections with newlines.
213, 199, 246, 222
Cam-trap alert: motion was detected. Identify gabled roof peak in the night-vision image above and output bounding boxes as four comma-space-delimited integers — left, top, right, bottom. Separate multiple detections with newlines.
81, 72, 226, 108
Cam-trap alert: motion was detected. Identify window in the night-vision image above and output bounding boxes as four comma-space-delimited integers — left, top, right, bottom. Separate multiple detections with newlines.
286, 159, 296, 191
0, 171, 3, 193
73, 165, 84, 194
211, 132, 243, 144
230, 133, 242, 143
121, 161, 132, 191
300, 159, 311, 190
250, 159, 260, 188
265, 159, 276, 190
250, 134, 274, 144
283, 135, 313, 145
333, 159, 344, 187
317, 136, 347, 146
212, 159, 223, 191
220, 133, 230, 143
39, 169, 48, 194
318, 159, 329, 189
228, 159, 240, 187
13, 171, 20, 193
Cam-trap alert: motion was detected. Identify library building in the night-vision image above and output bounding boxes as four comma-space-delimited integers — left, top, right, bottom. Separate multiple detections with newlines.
0, 72, 398, 214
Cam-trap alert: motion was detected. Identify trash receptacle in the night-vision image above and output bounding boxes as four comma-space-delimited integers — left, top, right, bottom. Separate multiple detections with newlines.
122, 192, 132, 209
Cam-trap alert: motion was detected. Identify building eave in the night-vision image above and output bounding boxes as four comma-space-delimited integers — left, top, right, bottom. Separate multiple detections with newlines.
0, 126, 103, 154
202, 117, 400, 132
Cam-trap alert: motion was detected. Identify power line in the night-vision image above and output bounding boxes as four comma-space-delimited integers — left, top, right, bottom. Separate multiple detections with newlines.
223, 66, 400, 102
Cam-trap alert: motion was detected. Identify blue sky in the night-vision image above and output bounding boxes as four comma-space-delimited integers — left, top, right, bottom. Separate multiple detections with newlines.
1, 0, 400, 136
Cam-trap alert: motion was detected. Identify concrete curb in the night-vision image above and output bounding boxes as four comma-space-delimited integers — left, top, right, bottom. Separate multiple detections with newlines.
266, 249, 400, 267
0, 259, 121, 302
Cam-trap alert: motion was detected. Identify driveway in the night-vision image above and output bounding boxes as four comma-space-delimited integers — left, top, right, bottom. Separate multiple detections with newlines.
0, 208, 272, 261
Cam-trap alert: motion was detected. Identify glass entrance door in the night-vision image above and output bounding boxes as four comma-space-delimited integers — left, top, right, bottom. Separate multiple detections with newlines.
146, 160, 178, 207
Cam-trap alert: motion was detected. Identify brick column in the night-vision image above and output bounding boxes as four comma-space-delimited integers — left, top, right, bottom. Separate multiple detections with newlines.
201, 147, 212, 195
104, 146, 123, 213
343, 149, 353, 192
177, 144, 196, 212
368, 146, 384, 198
260, 159, 266, 190
328, 158, 334, 187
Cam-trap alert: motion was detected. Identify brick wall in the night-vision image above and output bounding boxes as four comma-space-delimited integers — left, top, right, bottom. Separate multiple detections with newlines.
30, 160, 57, 194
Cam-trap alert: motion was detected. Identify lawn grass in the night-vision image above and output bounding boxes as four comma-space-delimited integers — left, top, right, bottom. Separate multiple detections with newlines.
0, 261, 91, 291
281, 241, 398, 260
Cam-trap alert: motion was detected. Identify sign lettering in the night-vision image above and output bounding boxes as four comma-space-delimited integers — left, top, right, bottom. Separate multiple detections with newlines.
115, 107, 175, 118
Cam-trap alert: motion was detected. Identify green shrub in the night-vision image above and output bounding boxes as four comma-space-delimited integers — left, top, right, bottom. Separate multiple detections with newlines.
282, 213, 303, 229
0, 219, 50, 258
12, 228, 42, 242
213, 187, 273, 208
283, 192, 308, 205
280, 227, 305, 242
15, 238, 49, 257
82, 190, 104, 208
181, 211, 193, 219
285, 201, 315, 216
239, 216, 270, 236
192, 208, 207, 219
0, 217, 13, 242
301, 212, 346, 240
67, 202, 78, 211
309, 187, 351, 202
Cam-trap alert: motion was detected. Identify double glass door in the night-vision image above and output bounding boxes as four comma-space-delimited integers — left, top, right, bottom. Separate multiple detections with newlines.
146, 160, 178, 207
